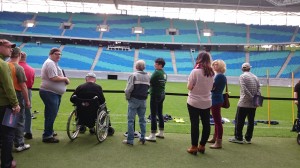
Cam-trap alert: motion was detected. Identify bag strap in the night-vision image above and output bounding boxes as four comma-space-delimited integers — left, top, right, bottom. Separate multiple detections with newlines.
225, 80, 228, 93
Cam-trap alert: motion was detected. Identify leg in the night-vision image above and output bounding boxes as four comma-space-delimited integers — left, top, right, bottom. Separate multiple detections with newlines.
234, 107, 247, 141
211, 103, 223, 139
157, 93, 165, 131
137, 99, 147, 141
0, 106, 16, 168
39, 90, 61, 140
150, 95, 158, 133
187, 103, 200, 146
126, 98, 137, 144
14, 92, 26, 147
245, 108, 257, 141
24, 89, 32, 134
199, 108, 211, 146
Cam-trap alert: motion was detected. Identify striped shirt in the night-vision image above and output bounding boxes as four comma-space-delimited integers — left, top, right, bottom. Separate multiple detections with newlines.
238, 71, 260, 108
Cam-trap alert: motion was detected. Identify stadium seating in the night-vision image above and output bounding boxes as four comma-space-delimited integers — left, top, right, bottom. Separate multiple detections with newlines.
249, 25, 295, 43
0, 11, 33, 34
281, 51, 300, 78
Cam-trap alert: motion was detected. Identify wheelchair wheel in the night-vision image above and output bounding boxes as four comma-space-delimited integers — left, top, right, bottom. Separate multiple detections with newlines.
67, 110, 80, 141
95, 110, 109, 142
297, 133, 300, 145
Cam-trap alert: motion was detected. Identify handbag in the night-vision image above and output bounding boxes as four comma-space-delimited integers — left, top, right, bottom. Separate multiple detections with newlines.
222, 82, 230, 109
253, 92, 264, 107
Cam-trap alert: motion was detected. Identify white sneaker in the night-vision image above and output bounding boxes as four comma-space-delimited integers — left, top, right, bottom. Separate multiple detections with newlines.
15, 144, 30, 152
145, 133, 156, 142
229, 137, 244, 144
244, 139, 252, 144
155, 131, 164, 139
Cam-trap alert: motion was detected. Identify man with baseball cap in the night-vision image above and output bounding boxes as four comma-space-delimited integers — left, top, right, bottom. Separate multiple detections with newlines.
229, 62, 260, 144
0, 39, 20, 168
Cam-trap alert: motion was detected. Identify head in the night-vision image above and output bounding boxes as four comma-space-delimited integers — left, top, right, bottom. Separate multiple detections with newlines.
212, 59, 226, 74
241, 62, 251, 72
20, 51, 27, 62
85, 72, 96, 83
195, 52, 214, 77
135, 60, 146, 71
49, 48, 62, 62
10, 47, 22, 61
154, 58, 165, 70
0, 39, 16, 58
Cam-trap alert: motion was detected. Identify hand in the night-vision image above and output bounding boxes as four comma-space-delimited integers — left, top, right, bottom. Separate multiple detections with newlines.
25, 101, 31, 109
295, 100, 298, 105
12, 105, 20, 114
65, 77, 70, 85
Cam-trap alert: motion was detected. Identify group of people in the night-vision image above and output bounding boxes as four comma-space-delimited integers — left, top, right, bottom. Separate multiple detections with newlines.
186, 52, 261, 155
0, 39, 35, 168
0, 38, 282, 167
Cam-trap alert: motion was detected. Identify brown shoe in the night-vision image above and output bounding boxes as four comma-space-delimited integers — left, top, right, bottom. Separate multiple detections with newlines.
198, 145, 205, 154
207, 134, 216, 143
210, 139, 222, 149
11, 160, 16, 168
187, 146, 198, 155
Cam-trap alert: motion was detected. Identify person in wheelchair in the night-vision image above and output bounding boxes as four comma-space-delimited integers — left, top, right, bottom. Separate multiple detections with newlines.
70, 72, 113, 135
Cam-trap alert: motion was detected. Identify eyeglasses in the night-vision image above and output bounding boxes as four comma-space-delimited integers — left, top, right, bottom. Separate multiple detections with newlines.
53, 53, 62, 56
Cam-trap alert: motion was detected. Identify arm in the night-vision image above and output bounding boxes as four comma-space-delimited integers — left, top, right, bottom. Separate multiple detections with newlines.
19, 82, 30, 108
50, 76, 70, 85
239, 76, 254, 97
124, 75, 135, 100
294, 92, 298, 105
1, 63, 20, 113
187, 70, 195, 91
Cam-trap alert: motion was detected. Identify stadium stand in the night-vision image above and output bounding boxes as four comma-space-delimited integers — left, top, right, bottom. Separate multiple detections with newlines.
249, 25, 295, 43
0, 11, 33, 34
281, 51, 300, 78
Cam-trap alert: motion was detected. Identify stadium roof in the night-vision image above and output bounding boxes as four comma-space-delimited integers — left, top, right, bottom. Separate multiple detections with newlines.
1, 0, 300, 26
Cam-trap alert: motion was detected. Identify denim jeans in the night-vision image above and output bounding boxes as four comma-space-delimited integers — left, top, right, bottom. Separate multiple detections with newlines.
127, 98, 147, 144
150, 93, 165, 132
0, 106, 16, 168
187, 103, 211, 146
39, 90, 61, 139
24, 89, 32, 134
13, 91, 25, 147
234, 106, 256, 141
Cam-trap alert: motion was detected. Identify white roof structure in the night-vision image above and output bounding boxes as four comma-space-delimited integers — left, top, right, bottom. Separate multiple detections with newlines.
1, 0, 300, 26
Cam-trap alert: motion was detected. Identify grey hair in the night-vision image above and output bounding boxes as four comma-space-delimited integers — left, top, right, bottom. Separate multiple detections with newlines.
135, 60, 145, 71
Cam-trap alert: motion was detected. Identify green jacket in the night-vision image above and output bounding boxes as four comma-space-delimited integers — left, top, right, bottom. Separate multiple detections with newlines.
0, 54, 19, 107
149, 69, 167, 96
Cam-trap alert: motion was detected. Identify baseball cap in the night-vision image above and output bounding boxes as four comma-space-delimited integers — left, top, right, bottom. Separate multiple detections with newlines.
242, 63, 251, 69
86, 72, 96, 78
0, 39, 16, 48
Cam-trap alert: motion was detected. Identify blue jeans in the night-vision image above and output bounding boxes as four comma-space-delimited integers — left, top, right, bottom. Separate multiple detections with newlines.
127, 98, 147, 144
150, 93, 165, 132
13, 91, 25, 147
24, 89, 32, 134
39, 90, 61, 139
0, 106, 16, 168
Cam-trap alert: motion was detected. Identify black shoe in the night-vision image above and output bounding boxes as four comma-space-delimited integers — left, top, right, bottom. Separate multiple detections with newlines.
89, 127, 95, 134
24, 133, 33, 139
43, 137, 59, 143
79, 126, 86, 134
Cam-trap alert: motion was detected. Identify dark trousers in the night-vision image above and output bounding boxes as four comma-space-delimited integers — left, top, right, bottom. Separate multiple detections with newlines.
0, 106, 15, 168
150, 93, 165, 132
211, 103, 223, 139
187, 103, 211, 146
234, 106, 256, 141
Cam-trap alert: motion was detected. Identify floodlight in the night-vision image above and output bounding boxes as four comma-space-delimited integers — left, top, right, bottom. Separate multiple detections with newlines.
201, 29, 214, 37
132, 27, 144, 34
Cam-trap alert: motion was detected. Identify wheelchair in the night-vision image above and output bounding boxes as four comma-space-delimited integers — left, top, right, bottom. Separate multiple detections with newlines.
67, 95, 110, 142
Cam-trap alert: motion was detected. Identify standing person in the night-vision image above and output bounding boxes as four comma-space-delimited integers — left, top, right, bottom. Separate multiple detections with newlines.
8, 47, 31, 152
39, 48, 70, 143
186, 52, 214, 155
0, 39, 20, 168
229, 63, 260, 144
293, 81, 300, 138
19, 51, 35, 139
208, 60, 227, 149
145, 58, 167, 142
123, 60, 150, 145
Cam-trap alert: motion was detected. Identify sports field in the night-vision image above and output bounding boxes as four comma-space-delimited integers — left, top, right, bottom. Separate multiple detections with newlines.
13, 77, 299, 168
